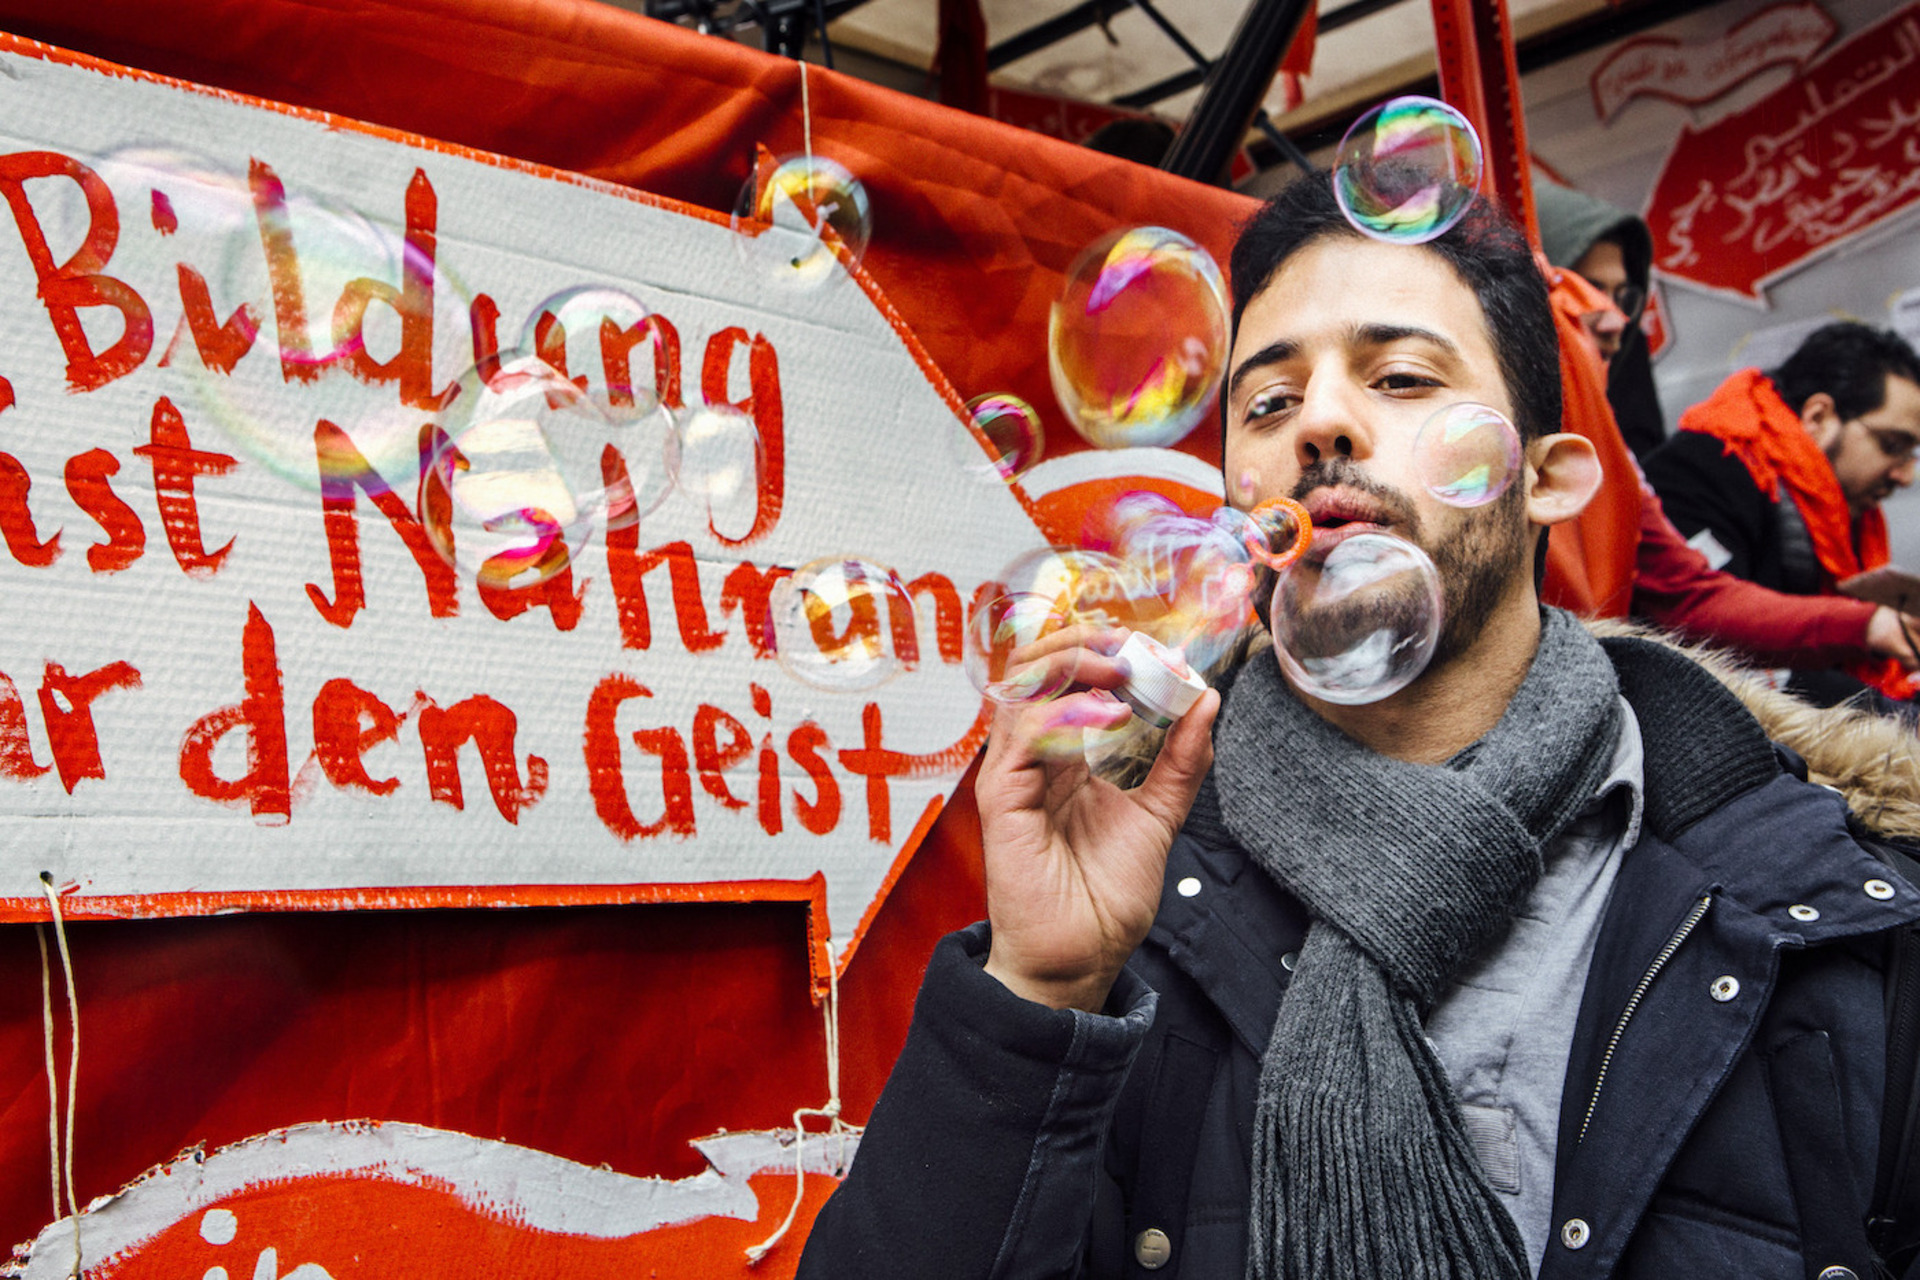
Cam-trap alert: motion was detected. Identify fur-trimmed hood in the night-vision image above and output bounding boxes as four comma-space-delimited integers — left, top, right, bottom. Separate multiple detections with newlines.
1586, 618, 1920, 843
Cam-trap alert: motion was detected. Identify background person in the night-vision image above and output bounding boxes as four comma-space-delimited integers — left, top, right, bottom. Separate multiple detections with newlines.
1645, 322, 1920, 708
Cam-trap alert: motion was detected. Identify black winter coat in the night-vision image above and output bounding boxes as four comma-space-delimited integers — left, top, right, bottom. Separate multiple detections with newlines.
799, 639, 1920, 1279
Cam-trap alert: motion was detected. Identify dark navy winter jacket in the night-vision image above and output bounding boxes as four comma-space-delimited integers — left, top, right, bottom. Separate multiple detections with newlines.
799, 638, 1920, 1279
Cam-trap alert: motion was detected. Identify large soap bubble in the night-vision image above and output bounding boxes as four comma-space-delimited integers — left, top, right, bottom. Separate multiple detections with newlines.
1270, 532, 1441, 704
1414, 402, 1523, 507
419, 355, 639, 591
1048, 227, 1228, 450
730, 152, 872, 288
964, 548, 1147, 705
518, 286, 661, 419
1332, 96, 1483, 245
771, 557, 911, 693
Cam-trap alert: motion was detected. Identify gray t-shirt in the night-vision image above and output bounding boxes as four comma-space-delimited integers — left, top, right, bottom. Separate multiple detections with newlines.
1424, 697, 1645, 1275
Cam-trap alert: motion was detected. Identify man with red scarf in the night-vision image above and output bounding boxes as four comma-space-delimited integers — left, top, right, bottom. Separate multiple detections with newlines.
1646, 322, 1920, 707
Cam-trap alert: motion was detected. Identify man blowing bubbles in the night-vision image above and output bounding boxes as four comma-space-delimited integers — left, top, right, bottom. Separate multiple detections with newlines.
798, 175, 1919, 1278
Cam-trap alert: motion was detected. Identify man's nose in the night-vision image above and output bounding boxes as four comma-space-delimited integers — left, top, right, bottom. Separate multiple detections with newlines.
1293, 379, 1373, 468
1893, 454, 1918, 488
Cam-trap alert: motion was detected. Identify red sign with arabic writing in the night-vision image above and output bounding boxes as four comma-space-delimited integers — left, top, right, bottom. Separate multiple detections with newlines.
1645, 1, 1920, 303
1590, 1, 1835, 123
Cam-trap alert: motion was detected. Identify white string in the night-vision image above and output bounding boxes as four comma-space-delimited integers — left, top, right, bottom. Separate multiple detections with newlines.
37, 926, 60, 1228
40, 873, 82, 1279
799, 59, 814, 182
743, 962, 856, 1265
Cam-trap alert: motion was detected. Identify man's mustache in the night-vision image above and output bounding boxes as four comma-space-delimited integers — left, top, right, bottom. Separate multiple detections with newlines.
1288, 460, 1422, 536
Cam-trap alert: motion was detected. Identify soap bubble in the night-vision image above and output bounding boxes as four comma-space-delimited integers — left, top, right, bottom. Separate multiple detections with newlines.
1414, 402, 1522, 507
1332, 96, 1483, 245
966, 592, 1079, 705
1049, 226, 1228, 450
124, 150, 476, 488
1099, 493, 1260, 673
771, 557, 912, 693
731, 152, 872, 287
1241, 498, 1312, 570
964, 548, 1147, 705
517, 286, 662, 419
1270, 531, 1441, 704
958, 394, 1045, 483
418, 355, 639, 590
669, 403, 762, 504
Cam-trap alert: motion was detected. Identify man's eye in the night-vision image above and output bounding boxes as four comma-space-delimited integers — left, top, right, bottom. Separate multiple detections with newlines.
1377, 372, 1441, 392
1247, 389, 1291, 419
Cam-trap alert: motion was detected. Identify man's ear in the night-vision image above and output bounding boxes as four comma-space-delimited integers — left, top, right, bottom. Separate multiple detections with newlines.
1524, 433, 1603, 527
1800, 391, 1842, 451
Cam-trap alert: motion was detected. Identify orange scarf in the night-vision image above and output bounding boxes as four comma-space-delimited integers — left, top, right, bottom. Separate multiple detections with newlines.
1678, 368, 1906, 697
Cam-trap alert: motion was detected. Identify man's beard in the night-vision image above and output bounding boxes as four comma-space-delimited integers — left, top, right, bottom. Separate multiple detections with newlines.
1283, 458, 1529, 666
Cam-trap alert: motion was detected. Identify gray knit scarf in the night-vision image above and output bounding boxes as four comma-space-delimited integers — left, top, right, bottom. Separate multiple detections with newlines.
1215, 608, 1623, 1280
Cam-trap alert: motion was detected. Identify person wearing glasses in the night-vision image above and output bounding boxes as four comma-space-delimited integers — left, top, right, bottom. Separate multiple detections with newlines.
1526, 178, 1920, 703
1645, 322, 1920, 708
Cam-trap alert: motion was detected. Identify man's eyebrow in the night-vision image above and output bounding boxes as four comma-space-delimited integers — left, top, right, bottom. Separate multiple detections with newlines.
1227, 339, 1296, 403
1353, 322, 1463, 360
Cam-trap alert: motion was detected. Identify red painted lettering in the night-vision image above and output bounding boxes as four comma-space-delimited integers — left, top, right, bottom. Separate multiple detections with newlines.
698, 328, 784, 546
249, 159, 321, 383
311, 678, 403, 796
64, 447, 145, 573
331, 169, 454, 410
905, 571, 965, 664
474, 510, 586, 631
837, 702, 913, 843
417, 693, 548, 824
0, 151, 153, 391
0, 672, 49, 780
176, 263, 259, 375
582, 673, 693, 840
788, 721, 841, 836
602, 314, 682, 410
693, 703, 751, 810
601, 527, 725, 652
39, 660, 142, 794
720, 561, 793, 658
307, 420, 458, 627
179, 603, 289, 823
0, 452, 60, 568
133, 396, 236, 577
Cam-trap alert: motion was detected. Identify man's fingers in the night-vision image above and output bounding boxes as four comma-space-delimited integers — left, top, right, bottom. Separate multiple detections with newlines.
1132, 688, 1219, 830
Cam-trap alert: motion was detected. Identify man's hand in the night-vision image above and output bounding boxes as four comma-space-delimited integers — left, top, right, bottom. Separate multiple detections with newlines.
976, 626, 1220, 1013
1866, 605, 1920, 671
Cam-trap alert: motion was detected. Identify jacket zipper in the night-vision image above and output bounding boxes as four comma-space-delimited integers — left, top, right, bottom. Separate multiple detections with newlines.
1578, 894, 1714, 1144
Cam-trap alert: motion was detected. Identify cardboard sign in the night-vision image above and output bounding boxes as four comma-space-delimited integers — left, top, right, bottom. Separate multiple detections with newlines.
1645, 1, 1920, 303
0, 37, 1046, 980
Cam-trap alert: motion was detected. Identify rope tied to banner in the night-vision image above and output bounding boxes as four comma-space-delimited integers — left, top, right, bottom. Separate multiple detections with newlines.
37, 871, 83, 1279
743, 960, 858, 1265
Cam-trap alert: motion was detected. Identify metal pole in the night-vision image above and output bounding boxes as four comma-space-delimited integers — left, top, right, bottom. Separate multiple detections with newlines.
1160, 0, 1315, 184
1428, 0, 1538, 245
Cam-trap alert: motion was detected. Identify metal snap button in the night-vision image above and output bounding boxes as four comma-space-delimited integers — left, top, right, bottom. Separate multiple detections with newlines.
1789, 903, 1820, 921
1818, 1267, 1860, 1280
1134, 1227, 1172, 1270
1560, 1218, 1590, 1250
1280, 951, 1298, 973
1867, 879, 1897, 901
1176, 876, 1202, 898
1710, 975, 1740, 1002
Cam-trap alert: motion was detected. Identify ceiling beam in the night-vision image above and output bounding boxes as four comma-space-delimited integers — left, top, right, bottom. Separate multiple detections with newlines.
1162, 0, 1315, 182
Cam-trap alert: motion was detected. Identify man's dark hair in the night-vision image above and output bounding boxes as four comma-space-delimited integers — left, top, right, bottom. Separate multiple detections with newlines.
1768, 322, 1920, 421
1229, 173, 1562, 444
